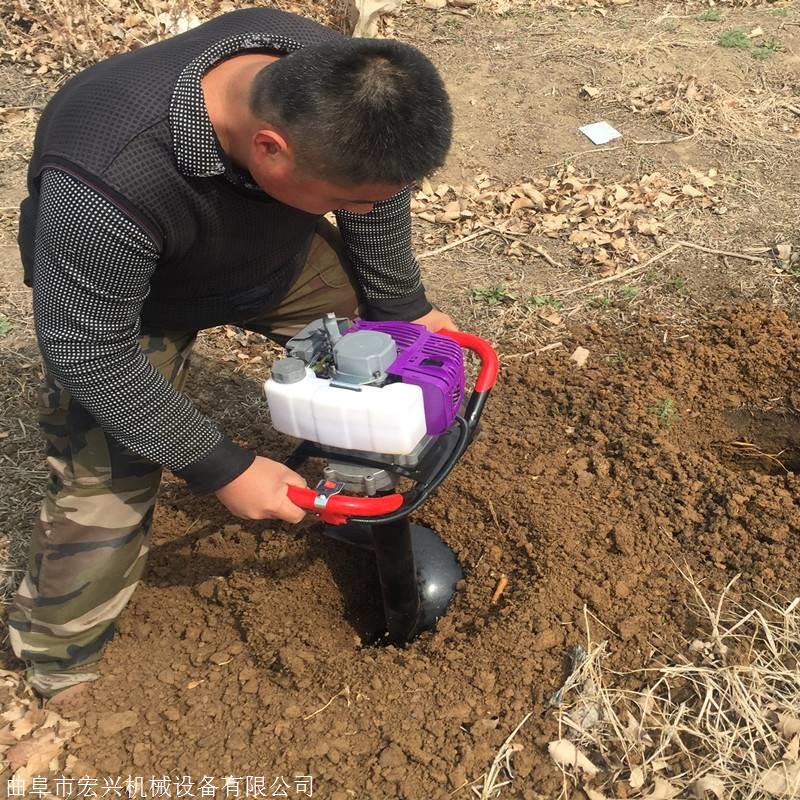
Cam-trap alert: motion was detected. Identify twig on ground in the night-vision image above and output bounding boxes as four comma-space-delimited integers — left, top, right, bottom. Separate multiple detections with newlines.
542, 132, 694, 170
303, 685, 351, 720
512, 239, 566, 270
675, 240, 765, 264
418, 228, 493, 259
629, 134, 695, 145
559, 240, 765, 297
559, 244, 683, 297
722, 441, 791, 474
491, 575, 509, 605
502, 342, 564, 360
487, 498, 502, 533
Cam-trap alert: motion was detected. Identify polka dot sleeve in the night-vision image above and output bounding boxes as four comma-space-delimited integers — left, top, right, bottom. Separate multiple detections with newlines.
32, 169, 254, 492
335, 187, 433, 321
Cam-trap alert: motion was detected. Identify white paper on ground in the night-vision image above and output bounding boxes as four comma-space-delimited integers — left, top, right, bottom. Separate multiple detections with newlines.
579, 121, 622, 145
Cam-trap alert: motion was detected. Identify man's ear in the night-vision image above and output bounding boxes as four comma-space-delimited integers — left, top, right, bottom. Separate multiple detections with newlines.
253, 128, 292, 172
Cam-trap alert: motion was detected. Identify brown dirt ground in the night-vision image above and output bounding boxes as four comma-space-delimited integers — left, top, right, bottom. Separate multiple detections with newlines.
25, 304, 800, 799
2, 0, 800, 797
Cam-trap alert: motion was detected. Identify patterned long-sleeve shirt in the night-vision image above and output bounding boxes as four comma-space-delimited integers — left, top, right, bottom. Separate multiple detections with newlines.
32, 36, 432, 494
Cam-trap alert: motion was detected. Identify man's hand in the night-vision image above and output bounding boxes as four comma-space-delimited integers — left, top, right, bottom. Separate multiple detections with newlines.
413, 308, 458, 332
215, 456, 307, 523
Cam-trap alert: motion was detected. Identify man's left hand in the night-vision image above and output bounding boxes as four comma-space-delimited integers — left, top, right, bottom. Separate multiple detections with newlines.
413, 308, 458, 332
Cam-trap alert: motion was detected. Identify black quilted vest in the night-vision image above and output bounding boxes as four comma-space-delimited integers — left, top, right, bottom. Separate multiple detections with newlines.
18, 8, 341, 330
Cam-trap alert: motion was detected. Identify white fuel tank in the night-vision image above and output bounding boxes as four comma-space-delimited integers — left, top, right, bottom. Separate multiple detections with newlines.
264, 368, 427, 454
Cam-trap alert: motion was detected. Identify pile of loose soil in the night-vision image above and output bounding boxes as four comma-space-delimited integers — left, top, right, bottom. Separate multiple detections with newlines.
44, 305, 800, 798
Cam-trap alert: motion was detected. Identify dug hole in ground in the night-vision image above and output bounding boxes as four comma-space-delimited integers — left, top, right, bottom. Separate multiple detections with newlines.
1, 0, 800, 797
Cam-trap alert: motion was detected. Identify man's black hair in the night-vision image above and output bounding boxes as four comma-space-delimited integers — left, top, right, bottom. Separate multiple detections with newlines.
250, 38, 453, 185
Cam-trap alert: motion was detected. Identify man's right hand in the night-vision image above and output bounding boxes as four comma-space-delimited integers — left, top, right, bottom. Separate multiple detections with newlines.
215, 456, 307, 523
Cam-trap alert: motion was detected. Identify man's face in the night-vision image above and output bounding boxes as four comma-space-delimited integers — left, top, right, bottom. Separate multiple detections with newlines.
250, 159, 403, 216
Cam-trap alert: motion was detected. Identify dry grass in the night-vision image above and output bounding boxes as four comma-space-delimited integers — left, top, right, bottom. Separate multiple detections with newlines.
620, 75, 800, 150
469, 713, 532, 798
550, 570, 800, 798
0, 0, 348, 79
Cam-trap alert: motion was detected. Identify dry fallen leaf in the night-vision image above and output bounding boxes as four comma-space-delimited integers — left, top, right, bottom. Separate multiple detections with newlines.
748, 26, 764, 38
681, 184, 705, 198
410, 165, 719, 277
629, 766, 645, 789
349, 0, 403, 35
785, 734, 800, 764
645, 777, 681, 800
580, 85, 601, 99
689, 168, 718, 189
540, 310, 563, 326
2, 704, 27, 723
7, 730, 64, 782
510, 196, 535, 213
758, 761, 800, 797
11, 709, 46, 739
691, 775, 725, 799
570, 347, 590, 368
520, 184, 547, 209
777, 714, 800, 740
548, 739, 599, 777
0, 722, 20, 745
776, 243, 792, 263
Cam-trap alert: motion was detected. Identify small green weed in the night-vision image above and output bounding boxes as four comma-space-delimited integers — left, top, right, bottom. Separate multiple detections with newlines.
777, 259, 800, 279
0, 314, 11, 337
669, 275, 687, 291
525, 294, 563, 311
650, 397, 677, 429
606, 353, 626, 368
469, 284, 516, 306
718, 28, 750, 48
617, 285, 641, 303
589, 294, 612, 309
643, 270, 660, 286
772, 7, 788, 17
698, 8, 722, 22
751, 38, 781, 59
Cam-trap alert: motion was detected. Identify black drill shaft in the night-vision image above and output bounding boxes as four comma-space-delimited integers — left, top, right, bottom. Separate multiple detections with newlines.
370, 517, 422, 644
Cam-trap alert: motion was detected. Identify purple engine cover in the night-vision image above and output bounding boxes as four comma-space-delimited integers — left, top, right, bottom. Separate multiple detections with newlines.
347, 321, 465, 435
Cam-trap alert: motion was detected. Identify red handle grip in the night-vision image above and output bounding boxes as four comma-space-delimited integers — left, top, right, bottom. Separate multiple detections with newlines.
438, 330, 499, 392
287, 484, 403, 526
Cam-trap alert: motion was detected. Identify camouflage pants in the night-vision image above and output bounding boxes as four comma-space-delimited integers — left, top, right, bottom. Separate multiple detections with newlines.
9, 221, 361, 695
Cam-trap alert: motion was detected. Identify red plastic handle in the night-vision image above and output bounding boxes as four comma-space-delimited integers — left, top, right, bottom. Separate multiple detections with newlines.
438, 330, 499, 392
287, 485, 403, 526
